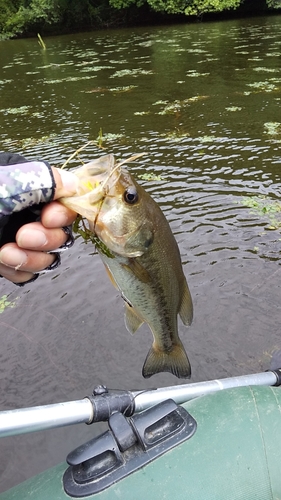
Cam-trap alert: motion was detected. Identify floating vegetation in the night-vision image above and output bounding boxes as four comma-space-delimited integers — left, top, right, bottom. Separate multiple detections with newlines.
84, 85, 137, 94
0, 294, 18, 314
158, 101, 182, 115
109, 68, 153, 78
161, 130, 190, 141
264, 122, 281, 136
240, 195, 281, 230
225, 106, 242, 112
154, 95, 209, 115
45, 75, 96, 84
0, 106, 31, 115
152, 100, 168, 106
110, 85, 137, 93
102, 132, 125, 141
196, 135, 218, 143
3, 134, 58, 149
246, 81, 278, 92
93, 129, 125, 148
137, 173, 163, 181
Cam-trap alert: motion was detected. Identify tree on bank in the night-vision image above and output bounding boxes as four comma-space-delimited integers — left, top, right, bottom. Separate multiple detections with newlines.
0, 0, 281, 39
109, 0, 281, 16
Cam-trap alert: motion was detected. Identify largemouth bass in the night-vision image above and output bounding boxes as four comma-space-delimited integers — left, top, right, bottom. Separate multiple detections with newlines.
60, 154, 193, 378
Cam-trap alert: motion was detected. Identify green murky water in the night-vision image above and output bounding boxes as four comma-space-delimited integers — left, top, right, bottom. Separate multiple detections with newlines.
1, 14, 281, 493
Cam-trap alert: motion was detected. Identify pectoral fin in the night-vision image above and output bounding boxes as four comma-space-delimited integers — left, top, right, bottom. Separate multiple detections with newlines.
179, 279, 193, 326
122, 259, 151, 284
125, 303, 144, 335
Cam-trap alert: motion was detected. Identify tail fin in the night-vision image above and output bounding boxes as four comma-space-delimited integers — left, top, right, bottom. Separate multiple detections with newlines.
142, 342, 191, 379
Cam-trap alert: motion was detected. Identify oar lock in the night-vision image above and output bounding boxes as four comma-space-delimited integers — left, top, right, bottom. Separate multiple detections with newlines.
63, 398, 197, 497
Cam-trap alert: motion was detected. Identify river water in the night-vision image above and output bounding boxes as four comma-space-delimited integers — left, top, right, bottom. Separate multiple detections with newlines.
1, 13, 281, 493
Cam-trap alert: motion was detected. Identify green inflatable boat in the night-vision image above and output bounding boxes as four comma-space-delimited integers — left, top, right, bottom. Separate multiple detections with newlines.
0, 370, 281, 500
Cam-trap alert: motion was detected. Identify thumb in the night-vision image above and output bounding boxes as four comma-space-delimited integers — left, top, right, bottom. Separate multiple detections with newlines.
52, 167, 78, 200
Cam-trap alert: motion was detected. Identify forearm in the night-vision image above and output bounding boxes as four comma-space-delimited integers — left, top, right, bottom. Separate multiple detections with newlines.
0, 160, 55, 217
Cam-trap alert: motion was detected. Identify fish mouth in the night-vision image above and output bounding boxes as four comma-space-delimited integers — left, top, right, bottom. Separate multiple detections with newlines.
59, 155, 122, 219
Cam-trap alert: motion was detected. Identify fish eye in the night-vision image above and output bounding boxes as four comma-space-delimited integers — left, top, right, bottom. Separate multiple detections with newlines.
124, 187, 139, 204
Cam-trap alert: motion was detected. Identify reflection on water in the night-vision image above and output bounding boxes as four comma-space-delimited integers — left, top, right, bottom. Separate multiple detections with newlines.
1, 14, 281, 493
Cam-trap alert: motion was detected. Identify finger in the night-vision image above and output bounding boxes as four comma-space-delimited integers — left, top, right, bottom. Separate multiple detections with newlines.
0, 263, 35, 284
0, 243, 56, 273
52, 167, 78, 199
41, 201, 77, 228
16, 222, 69, 251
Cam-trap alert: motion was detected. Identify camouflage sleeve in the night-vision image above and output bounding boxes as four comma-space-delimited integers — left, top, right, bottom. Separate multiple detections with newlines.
0, 160, 55, 216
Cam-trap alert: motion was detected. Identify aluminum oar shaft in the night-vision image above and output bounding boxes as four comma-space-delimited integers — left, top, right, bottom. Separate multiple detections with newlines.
0, 370, 279, 438
0, 398, 93, 438
132, 370, 279, 412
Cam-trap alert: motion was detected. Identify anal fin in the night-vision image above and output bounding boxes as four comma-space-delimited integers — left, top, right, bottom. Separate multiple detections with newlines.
179, 279, 193, 326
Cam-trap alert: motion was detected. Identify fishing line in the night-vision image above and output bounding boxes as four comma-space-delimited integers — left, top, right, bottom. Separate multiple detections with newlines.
104, 387, 157, 416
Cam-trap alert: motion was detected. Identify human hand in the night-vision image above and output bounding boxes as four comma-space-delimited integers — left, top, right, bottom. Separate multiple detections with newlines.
0, 167, 78, 285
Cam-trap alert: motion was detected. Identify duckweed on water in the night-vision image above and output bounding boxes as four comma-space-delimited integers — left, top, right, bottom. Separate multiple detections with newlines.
137, 173, 163, 181
0, 106, 31, 115
225, 106, 242, 112
246, 81, 279, 92
161, 130, 190, 141
3, 134, 58, 149
240, 195, 281, 230
154, 95, 209, 115
264, 122, 281, 136
109, 68, 153, 78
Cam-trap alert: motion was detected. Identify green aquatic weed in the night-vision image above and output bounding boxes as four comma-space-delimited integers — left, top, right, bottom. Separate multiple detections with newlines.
247, 81, 278, 92
110, 68, 153, 78
73, 216, 114, 258
101, 132, 125, 142
240, 195, 281, 230
196, 135, 217, 143
225, 106, 242, 112
0, 106, 30, 115
264, 122, 281, 136
137, 173, 163, 181
3, 134, 58, 149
